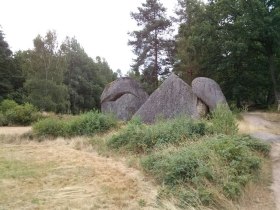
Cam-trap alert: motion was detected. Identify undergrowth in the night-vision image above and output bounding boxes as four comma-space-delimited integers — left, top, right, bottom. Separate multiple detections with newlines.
32, 111, 117, 138
105, 105, 271, 209
141, 135, 269, 208
107, 117, 207, 153
0, 99, 41, 126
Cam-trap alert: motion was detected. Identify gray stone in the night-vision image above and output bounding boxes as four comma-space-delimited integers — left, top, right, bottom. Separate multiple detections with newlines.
101, 77, 148, 121
192, 77, 228, 111
134, 73, 202, 123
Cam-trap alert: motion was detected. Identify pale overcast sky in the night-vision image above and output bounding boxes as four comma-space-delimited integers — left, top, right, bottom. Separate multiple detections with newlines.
0, 0, 178, 74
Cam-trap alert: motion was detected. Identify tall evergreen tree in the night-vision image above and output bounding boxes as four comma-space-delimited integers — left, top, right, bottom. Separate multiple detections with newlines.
128, 0, 172, 93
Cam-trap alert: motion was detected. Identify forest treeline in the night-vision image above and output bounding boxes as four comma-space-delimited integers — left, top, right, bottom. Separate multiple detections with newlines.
1, 0, 280, 114
128, 0, 280, 108
0, 31, 116, 113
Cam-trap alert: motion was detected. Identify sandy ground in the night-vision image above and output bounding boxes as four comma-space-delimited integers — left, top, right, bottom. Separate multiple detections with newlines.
239, 112, 280, 210
0, 136, 175, 209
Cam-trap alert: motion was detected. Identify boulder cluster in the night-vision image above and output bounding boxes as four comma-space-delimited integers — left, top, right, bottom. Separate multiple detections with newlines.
101, 74, 228, 123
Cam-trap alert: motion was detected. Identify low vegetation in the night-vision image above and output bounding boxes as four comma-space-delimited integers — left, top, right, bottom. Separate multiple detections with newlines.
142, 135, 269, 208
0, 103, 272, 209
108, 117, 207, 153
0, 99, 41, 126
33, 111, 117, 138
105, 105, 271, 209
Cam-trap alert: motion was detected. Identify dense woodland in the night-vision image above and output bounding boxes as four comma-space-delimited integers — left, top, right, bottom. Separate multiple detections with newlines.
1, 0, 280, 114
0, 31, 116, 113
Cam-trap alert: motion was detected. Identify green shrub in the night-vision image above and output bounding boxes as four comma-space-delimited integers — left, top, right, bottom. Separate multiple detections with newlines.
68, 111, 117, 136
0, 99, 18, 113
5, 103, 41, 125
32, 118, 68, 137
0, 100, 41, 126
0, 113, 8, 126
107, 117, 207, 153
141, 135, 270, 207
210, 103, 238, 135
33, 111, 117, 137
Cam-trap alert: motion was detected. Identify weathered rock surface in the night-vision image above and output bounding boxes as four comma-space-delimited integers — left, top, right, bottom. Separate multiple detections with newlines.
101, 77, 148, 121
192, 77, 228, 111
134, 73, 203, 123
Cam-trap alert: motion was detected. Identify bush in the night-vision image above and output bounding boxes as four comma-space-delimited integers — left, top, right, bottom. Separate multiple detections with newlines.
5, 103, 41, 125
107, 116, 208, 153
68, 111, 117, 136
0, 99, 18, 113
32, 111, 117, 137
141, 135, 270, 207
210, 103, 238, 135
33, 118, 68, 137
0, 100, 41, 126
0, 113, 8, 126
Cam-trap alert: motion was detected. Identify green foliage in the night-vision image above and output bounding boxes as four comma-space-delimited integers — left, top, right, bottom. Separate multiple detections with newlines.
5, 103, 40, 125
0, 29, 24, 101
210, 103, 238, 135
107, 117, 207, 153
0, 113, 8, 126
174, 0, 280, 106
0, 99, 18, 113
32, 118, 68, 137
67, 111, 117, 136
22, 31, 69, 113
128, 0, 173, 93
33, 111, 117, 138
141, 135, 270, 207
61, 38, 116, 113
0, 99, 40, 126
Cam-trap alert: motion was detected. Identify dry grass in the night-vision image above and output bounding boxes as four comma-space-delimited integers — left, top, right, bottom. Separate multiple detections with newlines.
0, 129, 172, 209
0, 126, 31, 135
0, 118, 278, 210
237, 158, 275, 210
0, 141, 158, 209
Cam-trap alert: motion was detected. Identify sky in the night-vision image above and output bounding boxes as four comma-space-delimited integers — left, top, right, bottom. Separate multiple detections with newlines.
0, 0, 178, 74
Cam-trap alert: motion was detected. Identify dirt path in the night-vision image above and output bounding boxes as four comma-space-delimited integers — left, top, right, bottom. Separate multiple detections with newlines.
0, 136, 174, 209
239, 112, 280, 210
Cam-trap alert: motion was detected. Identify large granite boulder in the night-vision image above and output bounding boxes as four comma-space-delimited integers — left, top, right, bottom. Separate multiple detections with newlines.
101, 77, 148, 121
133, 73, 205, 123
192, 77, 228, 111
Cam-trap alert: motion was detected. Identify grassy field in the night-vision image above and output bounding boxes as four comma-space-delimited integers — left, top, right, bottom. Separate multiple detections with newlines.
0, 111, 278, 209
0, 135, 170, 210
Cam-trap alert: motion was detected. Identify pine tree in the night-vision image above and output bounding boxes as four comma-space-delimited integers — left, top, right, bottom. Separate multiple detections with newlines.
128, 0, 172, 93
